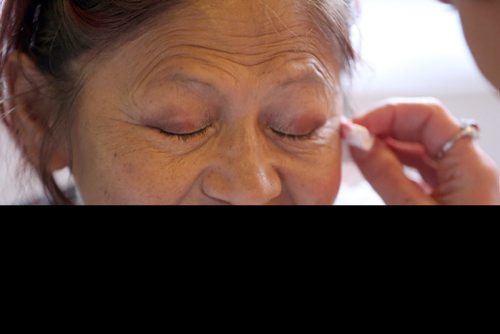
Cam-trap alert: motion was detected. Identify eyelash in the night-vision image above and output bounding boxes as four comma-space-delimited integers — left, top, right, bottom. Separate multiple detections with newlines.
157, 126, 314, 142
271, 128, 315, 141
159, 126, 210, 142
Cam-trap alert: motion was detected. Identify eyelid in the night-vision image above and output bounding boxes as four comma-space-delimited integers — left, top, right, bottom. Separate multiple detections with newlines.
161, 126, 208, 136
157, 125, 212, 141
271, 127, 315, 140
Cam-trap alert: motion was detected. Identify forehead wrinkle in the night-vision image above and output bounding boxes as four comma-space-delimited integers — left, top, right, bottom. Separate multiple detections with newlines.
131, 52, 239, 98
191, 0, 327, 45
172, 46, 327, 69
129, 51, 338, 109
137, 23, 324, 59
166, 59, 333, 94
131, 39, 337, 89
119, 2, 340, 86
132, 0, 337, 63
137, 29, 338, 75
121, 3, 341, 103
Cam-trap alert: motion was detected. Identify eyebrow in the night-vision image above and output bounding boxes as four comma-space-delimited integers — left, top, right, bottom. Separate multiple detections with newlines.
167, 72, 222, 97
279, 71, 329, 89
165, 69, 330, 97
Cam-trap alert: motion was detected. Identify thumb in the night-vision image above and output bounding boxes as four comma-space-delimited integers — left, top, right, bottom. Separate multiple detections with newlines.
350, 139, 436, 205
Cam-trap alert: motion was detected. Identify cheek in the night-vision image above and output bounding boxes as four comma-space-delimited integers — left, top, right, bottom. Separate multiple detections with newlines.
70, 122, 205, 204
283, 135, 342, 204
94, 150, 209, 204
308, 148, 342, 204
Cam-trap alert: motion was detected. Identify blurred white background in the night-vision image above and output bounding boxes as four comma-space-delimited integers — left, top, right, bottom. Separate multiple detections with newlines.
1, 0, 499, 204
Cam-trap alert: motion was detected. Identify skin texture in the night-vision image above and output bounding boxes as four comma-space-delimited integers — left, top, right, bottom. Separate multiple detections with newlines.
442, 0, 500, 90
62, 0, 344, 204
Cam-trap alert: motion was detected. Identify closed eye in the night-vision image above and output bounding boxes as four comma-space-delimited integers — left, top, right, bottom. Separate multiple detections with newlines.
158, 126, 210, 142
271, 128, 314, 141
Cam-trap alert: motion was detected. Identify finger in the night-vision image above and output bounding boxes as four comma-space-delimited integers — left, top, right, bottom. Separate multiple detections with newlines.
354, 98, 461, 158
351, 139, 437, 205
384, 138, 438, 187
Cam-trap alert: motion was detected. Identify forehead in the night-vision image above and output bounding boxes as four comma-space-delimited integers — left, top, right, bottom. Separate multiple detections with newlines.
189, 0, 311, 35
102, 0, 341, 92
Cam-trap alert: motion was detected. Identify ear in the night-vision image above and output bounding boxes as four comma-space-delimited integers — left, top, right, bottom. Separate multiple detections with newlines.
3, 52, 69, 172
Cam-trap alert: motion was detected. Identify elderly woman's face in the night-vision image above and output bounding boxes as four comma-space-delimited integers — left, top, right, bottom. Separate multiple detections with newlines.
70, 0, 344, 204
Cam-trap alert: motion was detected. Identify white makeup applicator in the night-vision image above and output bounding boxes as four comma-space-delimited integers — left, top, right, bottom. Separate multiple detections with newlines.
341, 117, 375, 152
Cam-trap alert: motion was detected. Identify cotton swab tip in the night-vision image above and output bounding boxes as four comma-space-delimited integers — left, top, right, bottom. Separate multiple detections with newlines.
341, 118, 375, 151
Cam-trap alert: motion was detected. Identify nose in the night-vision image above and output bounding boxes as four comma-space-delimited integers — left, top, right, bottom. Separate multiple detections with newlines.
201, 135, 282, 205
